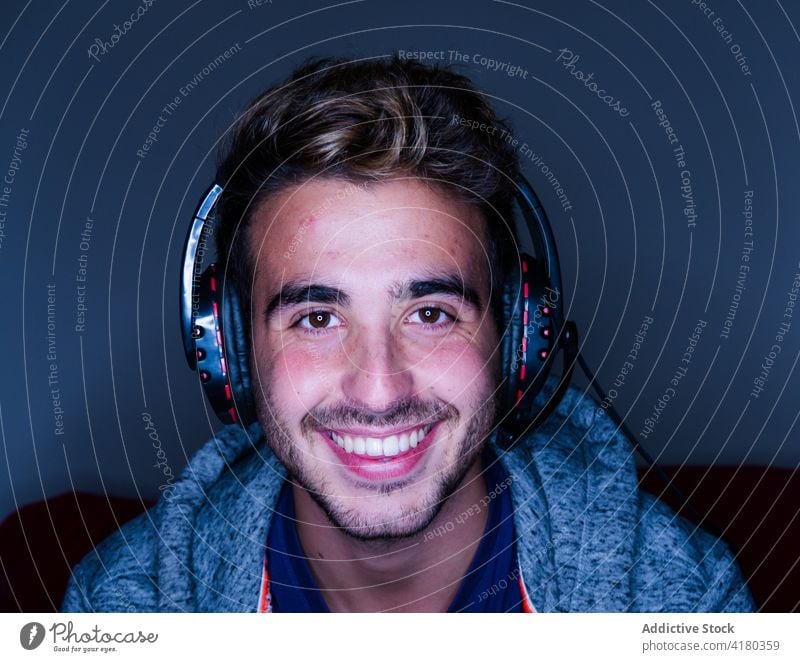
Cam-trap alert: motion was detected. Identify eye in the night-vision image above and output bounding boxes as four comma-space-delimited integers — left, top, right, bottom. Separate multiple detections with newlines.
294, 310, 343, 334
407, 306, 456, 329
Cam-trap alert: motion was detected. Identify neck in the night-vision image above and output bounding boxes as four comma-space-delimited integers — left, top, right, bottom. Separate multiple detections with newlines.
293, 455, 489, 612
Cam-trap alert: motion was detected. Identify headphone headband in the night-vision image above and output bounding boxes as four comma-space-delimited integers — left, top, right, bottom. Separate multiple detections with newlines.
514, 177, 563, 318
180, 184, 223, 368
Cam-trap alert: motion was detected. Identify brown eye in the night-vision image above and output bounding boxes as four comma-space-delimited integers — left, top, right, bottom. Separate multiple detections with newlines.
309, 311, 331, 328
296, 310, 342, 333
419, 307, 441, 323
408, 306, 456, 329
292, 310, 343, 335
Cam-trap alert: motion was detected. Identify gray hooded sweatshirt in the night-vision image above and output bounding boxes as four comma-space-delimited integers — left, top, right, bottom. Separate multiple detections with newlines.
61, 384, 754, 612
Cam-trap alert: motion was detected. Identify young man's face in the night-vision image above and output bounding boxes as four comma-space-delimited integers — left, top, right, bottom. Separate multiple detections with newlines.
246, 177, 501, 540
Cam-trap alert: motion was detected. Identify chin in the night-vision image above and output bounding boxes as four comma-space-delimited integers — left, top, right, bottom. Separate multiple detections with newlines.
311, 491, 444, 542
300, 427, 487, 542
256, 387, 497, 542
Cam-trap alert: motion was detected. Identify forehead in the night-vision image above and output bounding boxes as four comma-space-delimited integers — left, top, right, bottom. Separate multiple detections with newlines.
246, 177, 491, 289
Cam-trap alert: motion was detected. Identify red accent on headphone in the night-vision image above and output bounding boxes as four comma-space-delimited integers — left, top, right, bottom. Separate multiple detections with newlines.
515, 259, 531, 406
208, 266, 238, 424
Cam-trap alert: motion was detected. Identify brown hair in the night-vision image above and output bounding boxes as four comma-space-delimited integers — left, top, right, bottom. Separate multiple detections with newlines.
214, 54, 521, 332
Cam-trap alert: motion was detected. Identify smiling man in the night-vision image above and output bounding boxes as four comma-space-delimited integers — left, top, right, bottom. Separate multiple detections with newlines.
248, 177, 504, 611
62, 55, 754, 613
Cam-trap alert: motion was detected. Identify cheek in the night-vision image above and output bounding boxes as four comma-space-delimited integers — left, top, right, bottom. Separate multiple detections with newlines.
413, 338, 495, 401
258, 338, 343, 409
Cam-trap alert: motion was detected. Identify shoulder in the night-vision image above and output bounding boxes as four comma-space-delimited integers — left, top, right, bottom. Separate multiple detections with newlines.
61, 506, 161, 612
508, 381, 754, 611
633, 492, 755, 612
61, 421, 284, 613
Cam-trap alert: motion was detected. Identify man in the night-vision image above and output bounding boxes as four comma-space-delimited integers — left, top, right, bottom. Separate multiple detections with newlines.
62, 55, 754, 612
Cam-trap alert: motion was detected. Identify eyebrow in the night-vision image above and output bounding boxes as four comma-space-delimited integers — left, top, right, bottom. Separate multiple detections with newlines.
264, 271, 483, 321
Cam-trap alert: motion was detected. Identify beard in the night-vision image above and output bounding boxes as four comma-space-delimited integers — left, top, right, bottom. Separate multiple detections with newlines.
255, 387, 498, 543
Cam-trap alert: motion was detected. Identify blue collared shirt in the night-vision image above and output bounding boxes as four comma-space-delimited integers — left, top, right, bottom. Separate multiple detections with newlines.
266, 446, 524, 612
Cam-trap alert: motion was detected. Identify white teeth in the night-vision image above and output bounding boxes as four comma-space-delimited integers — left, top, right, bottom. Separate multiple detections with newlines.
383, 435, 400, 456
411, 424, 431, 449
329, 423, 433, 458
366, 437, 383, 457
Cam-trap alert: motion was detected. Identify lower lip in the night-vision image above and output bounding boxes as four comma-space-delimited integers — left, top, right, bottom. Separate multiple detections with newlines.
321, 424, 440, 482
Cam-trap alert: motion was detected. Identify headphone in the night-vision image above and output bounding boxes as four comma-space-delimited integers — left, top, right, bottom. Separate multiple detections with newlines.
180, 175, 579, 449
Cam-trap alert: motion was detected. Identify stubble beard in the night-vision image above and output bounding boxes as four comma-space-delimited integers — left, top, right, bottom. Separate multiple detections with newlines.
255, 388, 498, 543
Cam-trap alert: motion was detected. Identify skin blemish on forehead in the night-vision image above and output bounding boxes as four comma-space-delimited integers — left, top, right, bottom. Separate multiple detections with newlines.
295, 215, 317, 237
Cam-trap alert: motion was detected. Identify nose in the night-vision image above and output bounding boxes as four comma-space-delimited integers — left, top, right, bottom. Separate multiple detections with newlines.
339, 326, 415, 411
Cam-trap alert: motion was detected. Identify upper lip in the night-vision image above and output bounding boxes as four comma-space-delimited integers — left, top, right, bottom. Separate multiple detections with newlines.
321, 421, 436, 439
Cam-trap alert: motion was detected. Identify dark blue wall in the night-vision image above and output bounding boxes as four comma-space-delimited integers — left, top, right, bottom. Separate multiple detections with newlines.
2, 0, 799, 519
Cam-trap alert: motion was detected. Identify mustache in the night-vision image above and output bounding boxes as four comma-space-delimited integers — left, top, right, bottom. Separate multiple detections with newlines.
301, 397, 458, 432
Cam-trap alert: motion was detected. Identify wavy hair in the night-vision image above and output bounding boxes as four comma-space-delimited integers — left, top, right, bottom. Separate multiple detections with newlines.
214, 54, 521, 332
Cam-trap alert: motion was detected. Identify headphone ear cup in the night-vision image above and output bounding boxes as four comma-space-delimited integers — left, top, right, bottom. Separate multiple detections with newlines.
190, 263, 257, 427
499, 263, 523, 417
221, 279, 257, 426
499, 253, 559, 429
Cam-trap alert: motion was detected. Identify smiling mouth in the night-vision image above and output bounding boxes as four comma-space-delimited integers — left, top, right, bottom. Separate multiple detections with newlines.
323, 422, 434, 460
